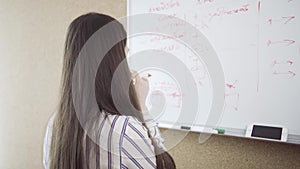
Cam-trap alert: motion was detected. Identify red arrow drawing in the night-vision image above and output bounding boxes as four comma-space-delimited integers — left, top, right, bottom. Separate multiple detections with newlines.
268, 16, 295, 25
226, 80, 238, 89
267, 39, 295, 46
273, 70, 296, 78
147, 73, 152, 78
272, 60, 293, 66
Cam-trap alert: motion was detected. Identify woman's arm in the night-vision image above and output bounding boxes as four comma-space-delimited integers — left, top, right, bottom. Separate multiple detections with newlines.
131, 71, 166, 151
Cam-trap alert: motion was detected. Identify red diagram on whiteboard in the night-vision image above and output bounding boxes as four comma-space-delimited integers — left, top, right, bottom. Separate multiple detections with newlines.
208, 4, 250, 21
148, 1, 180, 13
152, 81, 182, 108
196, 0, 214, 5
168, 92, 183, 108
273, 70, 296, 78
268, 16, 295, 25
189, 54, 207, 86
224, 80, 240, 111
267, 39, 295, 47
263, 0, 297, 79
272, 59, 296, 78
272, 60, 293, 66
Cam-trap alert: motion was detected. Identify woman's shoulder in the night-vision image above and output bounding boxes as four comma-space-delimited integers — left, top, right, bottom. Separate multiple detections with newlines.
99, 114, 151, 151
104, 113, 148, 135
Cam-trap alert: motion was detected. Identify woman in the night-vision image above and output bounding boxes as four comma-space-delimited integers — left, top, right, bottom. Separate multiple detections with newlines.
43, 13, 176, 169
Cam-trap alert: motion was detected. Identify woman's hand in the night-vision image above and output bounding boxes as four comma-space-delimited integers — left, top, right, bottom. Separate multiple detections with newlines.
131, 71, 149, 113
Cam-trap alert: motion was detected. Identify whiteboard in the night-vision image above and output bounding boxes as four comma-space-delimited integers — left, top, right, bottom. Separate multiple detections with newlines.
127, 0, 300, 143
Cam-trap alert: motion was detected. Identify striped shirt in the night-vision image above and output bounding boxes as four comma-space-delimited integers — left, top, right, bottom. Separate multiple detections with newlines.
43, 113, 162, 169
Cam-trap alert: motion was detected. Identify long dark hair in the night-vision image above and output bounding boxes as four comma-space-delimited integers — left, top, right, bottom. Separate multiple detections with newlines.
50, 12, 176, 169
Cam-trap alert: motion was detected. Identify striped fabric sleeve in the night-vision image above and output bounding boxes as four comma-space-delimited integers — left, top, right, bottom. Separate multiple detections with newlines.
143, 113, 166, 151
120, 117, 156, 169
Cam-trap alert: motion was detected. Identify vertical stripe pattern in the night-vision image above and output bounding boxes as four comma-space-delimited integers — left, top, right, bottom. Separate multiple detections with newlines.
43, 114, 157, 169
107, 116, 119, 169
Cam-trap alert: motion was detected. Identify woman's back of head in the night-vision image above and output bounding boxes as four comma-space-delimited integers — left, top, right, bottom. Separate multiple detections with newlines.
50, 12, 176, 169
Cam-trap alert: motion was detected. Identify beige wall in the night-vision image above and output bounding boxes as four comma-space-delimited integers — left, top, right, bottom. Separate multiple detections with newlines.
0, 0, 299, 169
0, 0, 126, 168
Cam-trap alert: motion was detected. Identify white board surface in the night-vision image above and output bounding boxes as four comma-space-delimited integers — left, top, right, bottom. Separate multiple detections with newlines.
127, 0, 300, 140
